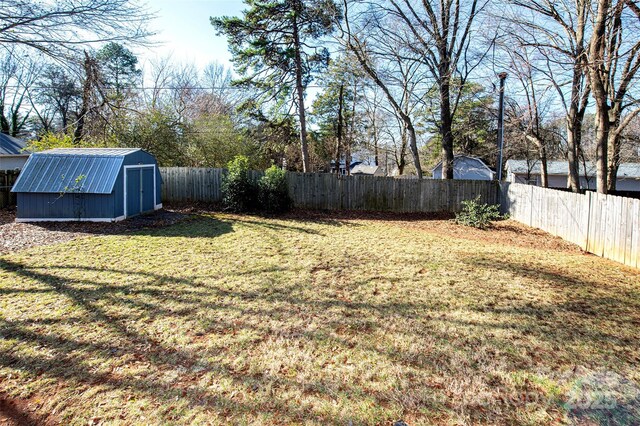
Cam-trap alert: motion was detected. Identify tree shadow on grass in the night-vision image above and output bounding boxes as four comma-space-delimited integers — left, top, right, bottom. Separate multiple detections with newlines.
2, 236, 639, 424
0, 259, 383, 425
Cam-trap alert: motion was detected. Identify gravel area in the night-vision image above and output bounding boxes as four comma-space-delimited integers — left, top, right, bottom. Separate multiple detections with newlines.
0, 208, 189, 254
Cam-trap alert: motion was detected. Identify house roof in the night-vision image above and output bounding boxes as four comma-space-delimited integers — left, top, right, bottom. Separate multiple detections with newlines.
0, 133, 29, 156
351, 164, 382, 175
431, 154, 493, 173
506, 159, 640, 178
12, 148, 142, 194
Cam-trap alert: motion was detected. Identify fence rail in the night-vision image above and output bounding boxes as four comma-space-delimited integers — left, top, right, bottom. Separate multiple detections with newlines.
0, 170, 19, 208
500, 183, 639, 268
159, 167, 499, 213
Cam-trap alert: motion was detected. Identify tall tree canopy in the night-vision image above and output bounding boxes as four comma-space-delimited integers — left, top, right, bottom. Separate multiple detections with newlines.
211, 0, 342, 172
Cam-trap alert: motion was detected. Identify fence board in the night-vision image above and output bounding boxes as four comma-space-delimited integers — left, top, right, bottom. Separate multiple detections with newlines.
160, 167, 499, 214
501, 182, 639, 269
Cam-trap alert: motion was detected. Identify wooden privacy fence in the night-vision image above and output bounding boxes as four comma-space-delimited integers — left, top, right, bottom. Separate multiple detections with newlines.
0, 170, 19, 208
500, 183, 639, 268
159, 167, 499, 213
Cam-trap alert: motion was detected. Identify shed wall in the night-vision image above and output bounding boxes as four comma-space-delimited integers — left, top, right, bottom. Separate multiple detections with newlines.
122, 151, 162, 206
16, 192, 117, 220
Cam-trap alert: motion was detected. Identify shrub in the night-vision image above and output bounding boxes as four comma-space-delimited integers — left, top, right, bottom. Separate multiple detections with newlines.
26, 132, 98, 152
258, 165, 292, 214
221, 156, 257, 212
454, 196, 503, 229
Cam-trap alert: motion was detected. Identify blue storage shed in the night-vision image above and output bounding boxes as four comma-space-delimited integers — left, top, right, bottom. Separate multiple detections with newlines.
11, 148, 162, 222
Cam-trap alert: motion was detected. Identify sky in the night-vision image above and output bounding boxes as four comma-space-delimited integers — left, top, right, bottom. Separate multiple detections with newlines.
137, 0, 244, 76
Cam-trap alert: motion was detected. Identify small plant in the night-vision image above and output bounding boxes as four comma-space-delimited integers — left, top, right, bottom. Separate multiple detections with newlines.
454, 196, 503, 229
258, 165, 292, 214
56, 174, 87, 220
221, 156, 258, 212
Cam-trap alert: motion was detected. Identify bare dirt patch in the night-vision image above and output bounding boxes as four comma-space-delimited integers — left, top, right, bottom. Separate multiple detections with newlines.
399, 218, 583, 253
0, 208, 189, 254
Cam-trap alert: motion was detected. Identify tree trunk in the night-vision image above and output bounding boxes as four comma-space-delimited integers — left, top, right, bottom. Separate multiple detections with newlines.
74, 51, 93, 143
398, 127, 407, 175
407, 124, 420, 177
292, 8, 311, 172
566, 116, 582, 192
335, 83, 344, 174
374, 135, 379, 166
606, 127, 619, 192
606, 105, 621, 192
589, 0, 611, 194
525, 134, 549, 188
539, 147, 548, 188
594, 109, 609, 193
440, 79, 454, 179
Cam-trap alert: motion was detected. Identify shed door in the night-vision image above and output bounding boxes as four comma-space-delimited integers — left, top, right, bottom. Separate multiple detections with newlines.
126, 168, 142, 217
125, 166, 156, 218
141, 168, 155, 212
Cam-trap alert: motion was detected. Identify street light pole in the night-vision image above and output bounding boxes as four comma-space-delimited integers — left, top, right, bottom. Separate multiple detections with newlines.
496, 72, 507, 181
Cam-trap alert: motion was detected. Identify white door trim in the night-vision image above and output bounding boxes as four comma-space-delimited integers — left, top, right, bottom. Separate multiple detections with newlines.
123, 164, 157, 218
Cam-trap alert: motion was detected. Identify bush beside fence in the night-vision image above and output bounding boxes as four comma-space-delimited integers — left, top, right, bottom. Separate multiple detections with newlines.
159, 167, 499, 213
500, 182, 639, 269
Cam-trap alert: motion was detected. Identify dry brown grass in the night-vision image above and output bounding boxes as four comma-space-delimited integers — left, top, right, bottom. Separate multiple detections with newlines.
0, 212, 638, 425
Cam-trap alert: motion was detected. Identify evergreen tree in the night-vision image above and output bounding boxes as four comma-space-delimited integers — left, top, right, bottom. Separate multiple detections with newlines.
211, 0, 341, 172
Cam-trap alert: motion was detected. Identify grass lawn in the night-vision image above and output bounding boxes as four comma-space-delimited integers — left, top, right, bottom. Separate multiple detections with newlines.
0, 212, 639, 425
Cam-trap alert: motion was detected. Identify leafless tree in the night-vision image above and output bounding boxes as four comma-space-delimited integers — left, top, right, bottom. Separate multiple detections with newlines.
341, 2, 433, 178
0, 0, 155, 59
0, 49, 40, 136
382, 0, 489, 179
501, 41, 555, 187
587, 0, 640, 192
510, 0, 591, 192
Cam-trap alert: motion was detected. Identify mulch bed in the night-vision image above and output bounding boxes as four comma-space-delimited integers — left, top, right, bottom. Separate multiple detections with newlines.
282, 209, 583, 254
0, 208, 189, 255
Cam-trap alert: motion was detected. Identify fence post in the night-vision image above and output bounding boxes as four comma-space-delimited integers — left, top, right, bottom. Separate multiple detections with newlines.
583, 191, 592, 252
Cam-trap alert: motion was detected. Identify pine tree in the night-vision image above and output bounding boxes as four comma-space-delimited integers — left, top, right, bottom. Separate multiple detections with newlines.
211, 0, 341, 171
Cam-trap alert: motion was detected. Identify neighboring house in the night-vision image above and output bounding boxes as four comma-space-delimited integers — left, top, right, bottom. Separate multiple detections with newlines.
351, 163, 385, 176
12, 148, 163, 222
0, 133, 30, 170
505, 159, 640, 192
330, 160, 361, 175
330, 160, 386, 176
431, 154, 495, 180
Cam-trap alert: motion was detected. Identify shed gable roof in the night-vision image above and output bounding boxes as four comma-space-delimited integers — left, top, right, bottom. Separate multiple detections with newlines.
11, 150, 138, 194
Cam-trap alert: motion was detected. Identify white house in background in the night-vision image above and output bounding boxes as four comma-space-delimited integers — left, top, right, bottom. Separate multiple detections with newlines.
505, 159, 640, 192
0, 133, 30, 170
431, 154, 495, 180
351, 163, 385, 176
